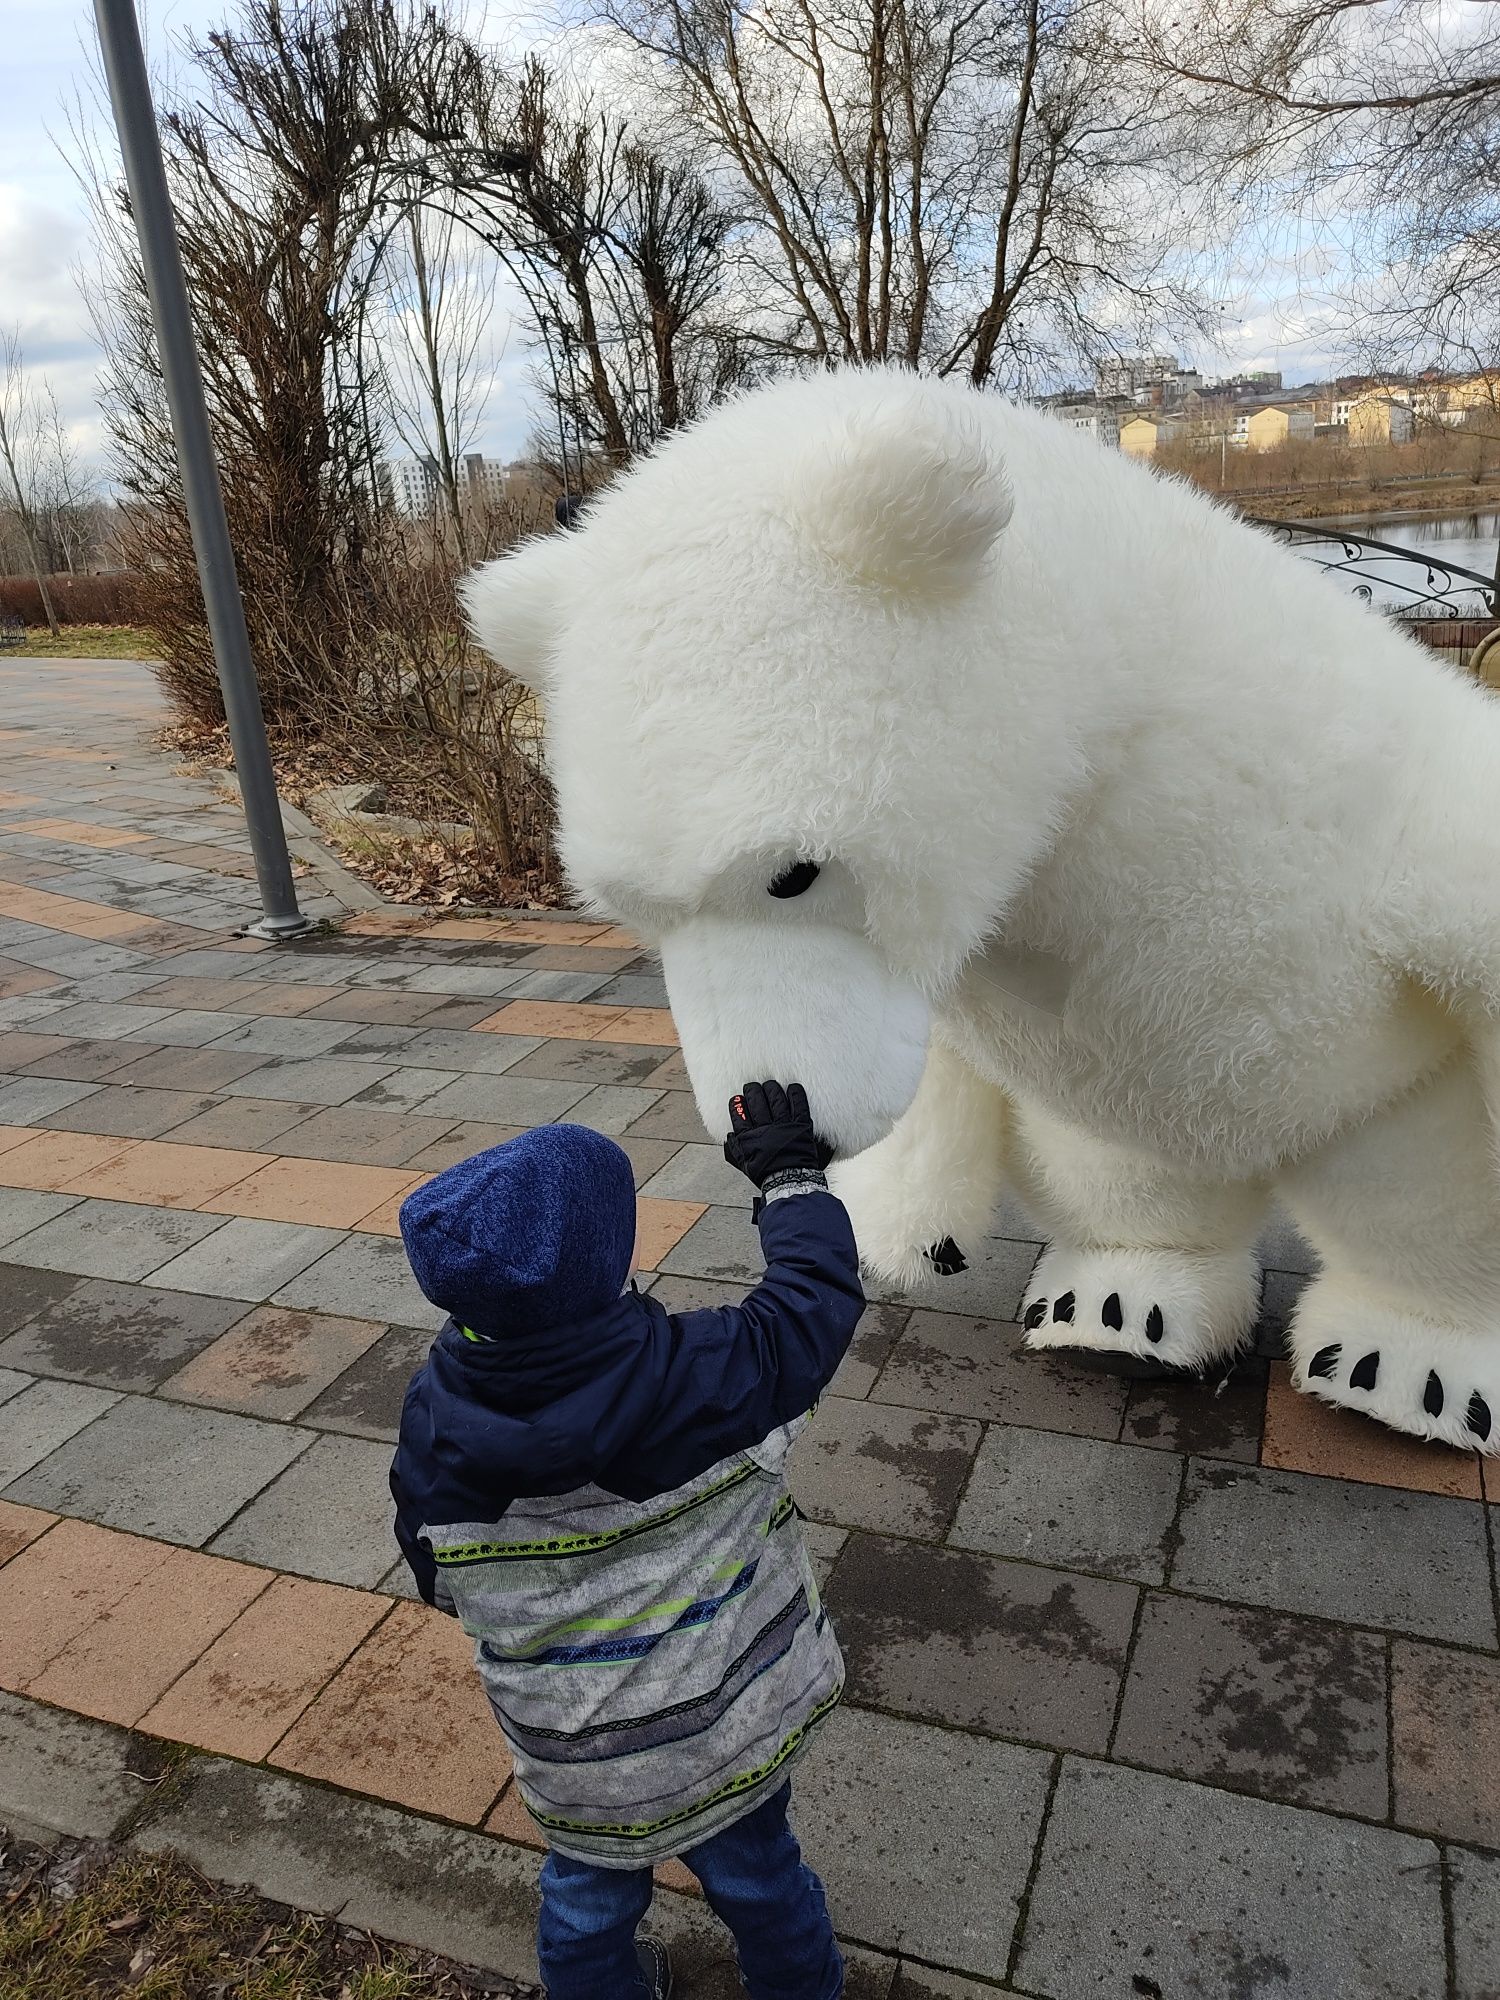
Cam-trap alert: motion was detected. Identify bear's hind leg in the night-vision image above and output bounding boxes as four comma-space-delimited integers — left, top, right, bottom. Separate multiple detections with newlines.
1276, 1050, 1500, 1452
1011, 1102, 1267, 1376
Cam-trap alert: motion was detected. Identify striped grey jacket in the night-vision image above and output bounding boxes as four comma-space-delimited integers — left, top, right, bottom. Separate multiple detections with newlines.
428, 1415, 843, 1866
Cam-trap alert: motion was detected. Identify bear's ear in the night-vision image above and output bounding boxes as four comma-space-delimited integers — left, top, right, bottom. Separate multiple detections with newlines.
796, 395, 1012, 597
459, 532, 577, 693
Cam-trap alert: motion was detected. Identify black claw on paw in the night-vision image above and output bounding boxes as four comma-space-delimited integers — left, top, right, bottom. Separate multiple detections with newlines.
1423, 1371, 1445, 1418
927, 1237, 967, 1277
1145, 1304, 1164, 1344
1466, 1392, 1491, 1442
1053, 1291, 1076, 1324
1101, 1292, 1124, 1332
1349, 1350, 1380, 1392
1308, 1343, 1341, 1380
1022, 1299, 1048, 1332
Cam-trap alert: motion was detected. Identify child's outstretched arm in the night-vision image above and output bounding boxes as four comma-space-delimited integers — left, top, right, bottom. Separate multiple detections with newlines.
618, 1081, 866, 1493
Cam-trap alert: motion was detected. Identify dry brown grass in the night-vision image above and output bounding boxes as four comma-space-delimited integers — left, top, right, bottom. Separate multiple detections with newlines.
0, 1829, 535, 2000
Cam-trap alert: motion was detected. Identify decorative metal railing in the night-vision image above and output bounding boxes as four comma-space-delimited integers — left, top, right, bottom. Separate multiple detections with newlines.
1246, 516, 1495, 619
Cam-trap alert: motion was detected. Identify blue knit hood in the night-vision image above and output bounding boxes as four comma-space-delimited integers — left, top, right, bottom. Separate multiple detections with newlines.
399, 1126, 637, 1337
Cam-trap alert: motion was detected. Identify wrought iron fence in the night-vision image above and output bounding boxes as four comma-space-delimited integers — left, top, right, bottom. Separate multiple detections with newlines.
1246, 516, 1495, 619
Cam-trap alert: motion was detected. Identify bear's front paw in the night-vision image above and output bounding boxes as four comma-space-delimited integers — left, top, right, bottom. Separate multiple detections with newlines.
1020, 1243, 1259, 1378
926, 1237, 968, 1277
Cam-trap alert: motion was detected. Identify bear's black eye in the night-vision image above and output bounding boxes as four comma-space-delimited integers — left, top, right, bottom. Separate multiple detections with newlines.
768, 860, 820, 899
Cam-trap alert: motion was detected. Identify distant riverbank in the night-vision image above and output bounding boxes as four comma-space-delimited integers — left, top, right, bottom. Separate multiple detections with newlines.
1232, 478, 1500, 526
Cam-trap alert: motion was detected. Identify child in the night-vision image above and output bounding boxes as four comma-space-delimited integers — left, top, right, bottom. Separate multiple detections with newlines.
391, 1079, 863, 2000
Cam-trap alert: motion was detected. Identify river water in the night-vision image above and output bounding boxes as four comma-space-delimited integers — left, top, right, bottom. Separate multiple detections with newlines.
1291, 509, 1498, 610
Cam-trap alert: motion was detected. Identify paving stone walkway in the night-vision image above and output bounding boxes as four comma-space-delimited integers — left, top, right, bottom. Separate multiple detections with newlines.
0, 657, 1497, 1998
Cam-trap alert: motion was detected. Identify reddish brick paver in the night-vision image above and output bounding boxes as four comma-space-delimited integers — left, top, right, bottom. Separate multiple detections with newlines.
0, 1500, 57, 1567
270, 1599, 512, 1822
1262, 1365, 1483, 1498
140, 1573, 388, 1759
160, 1307, 388, 1421
199, 1157, 421, 1229
0, 1519, 176, 1690
64, 1139, 274, 1210
28, 1544, 269, 1726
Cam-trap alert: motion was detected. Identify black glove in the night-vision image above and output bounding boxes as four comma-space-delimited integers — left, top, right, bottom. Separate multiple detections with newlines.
723, 1080, 831, 1189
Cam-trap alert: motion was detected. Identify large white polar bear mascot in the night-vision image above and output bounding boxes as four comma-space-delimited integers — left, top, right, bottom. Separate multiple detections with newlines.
464, 369, 1500, 1453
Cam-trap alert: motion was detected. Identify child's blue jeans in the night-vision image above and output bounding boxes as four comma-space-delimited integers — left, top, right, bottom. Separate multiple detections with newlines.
536, 1782, 843, 1999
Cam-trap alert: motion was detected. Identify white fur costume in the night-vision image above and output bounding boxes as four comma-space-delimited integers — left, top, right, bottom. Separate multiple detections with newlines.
464, 369, 1500, 1454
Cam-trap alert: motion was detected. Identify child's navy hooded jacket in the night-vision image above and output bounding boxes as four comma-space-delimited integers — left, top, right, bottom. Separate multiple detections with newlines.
389, 1124, 864, 1866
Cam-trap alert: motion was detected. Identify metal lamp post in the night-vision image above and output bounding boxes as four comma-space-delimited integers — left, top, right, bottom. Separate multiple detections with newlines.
93, 0, 312, 939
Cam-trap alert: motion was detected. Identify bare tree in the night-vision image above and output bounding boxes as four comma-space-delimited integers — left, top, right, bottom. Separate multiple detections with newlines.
1131, 0, 1500, 576
0, 333, 62, 635
376, 209, 506, 563
591, 0, 1210, 389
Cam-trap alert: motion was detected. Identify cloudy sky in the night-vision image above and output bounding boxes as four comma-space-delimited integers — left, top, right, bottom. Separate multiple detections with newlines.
2, 0, 1355, 492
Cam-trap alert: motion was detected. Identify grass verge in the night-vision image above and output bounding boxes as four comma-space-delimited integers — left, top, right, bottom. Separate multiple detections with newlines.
6, 626, 160, 659
0, 1828, 537, 2000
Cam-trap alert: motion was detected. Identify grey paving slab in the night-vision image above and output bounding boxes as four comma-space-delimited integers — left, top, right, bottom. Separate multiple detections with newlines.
219, 1056, 395, 1105
156, 1096, 320, 1150
404, 1121, 529, 1173
791, 1396, 982, 1539
558, 1083, 667, 1137
415, 1072, 592, 1125
0, 1689, 143, 1841
346, 1065, 461, 1110
1173, 1460, 1497, 1646
129, 1759, 540, 1988
20, 1037, 160, 1081
46, 971, 166, 1003
30, 1000, 178, 1040
888, 1233, 1043, 1323
0, 1377, 119, 1484
377, 1555, 422, 1599
951, 1424, 1183, 1583
377, 1028, 543, 1073
5, 1392, 312, 1543
658, 1203, 762, 1284
324, 1022, 426, 1051
0, 995, 71, 1027
0, 1187, 82, 1250
872, 1309, 1130, 1440
2, 1197, 225, 1283
1391, 1639, 1500, 1846
0, 1366, 30, 1405
113, 1044, 271, 1091
39, 1083, 222, 1138
398, 964, 529, 998
1450, 1848, 1500, 2000
209, 1431, 398, 1585
207, 1015, 359, 1058
795, 1704, 1053, 1981
623, 1091, 716, 1143
124, 1005, 258, 1047
1016, 1758, 1445, 2000
272, 1104, 456, 1166
1120, 1358, 1267, 1462
0, 1074, 100, 1122
0, 1276, 250, 1391
584, 972, 671, 1007
146, 1217, 348, 1302
6, 940, 145, 978
273, 1233, 445, 1331
827, 1531, 1136, 1754
502, 968, 614, 1001
639, 1141, 751, 1206
1113, 1594, 1389, 1816
299, 1322, 435, 1439
0, 1262, 85, 1336
511, 1039, 680, 1089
